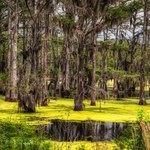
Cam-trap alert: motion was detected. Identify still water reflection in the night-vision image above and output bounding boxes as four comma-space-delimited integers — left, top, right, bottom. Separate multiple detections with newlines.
43, 120, 127, 142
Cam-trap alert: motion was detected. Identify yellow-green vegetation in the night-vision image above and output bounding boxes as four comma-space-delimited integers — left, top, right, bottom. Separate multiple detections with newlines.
107, 79, 150, 91
107, 80, 114, 88
50, 141, 118, 150
0, 95, 150, 125
136, 82, 150, 91
0, 117, 118, 150
0, 95, 148, 150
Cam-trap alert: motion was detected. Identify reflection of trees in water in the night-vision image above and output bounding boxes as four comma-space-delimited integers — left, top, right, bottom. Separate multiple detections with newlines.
44, 120, 126, 142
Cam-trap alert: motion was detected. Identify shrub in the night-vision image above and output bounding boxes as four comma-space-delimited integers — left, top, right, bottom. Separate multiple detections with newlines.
0, 120, 52, 150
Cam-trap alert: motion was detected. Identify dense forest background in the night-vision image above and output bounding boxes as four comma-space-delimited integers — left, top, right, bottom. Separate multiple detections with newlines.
0, 0, 150, 112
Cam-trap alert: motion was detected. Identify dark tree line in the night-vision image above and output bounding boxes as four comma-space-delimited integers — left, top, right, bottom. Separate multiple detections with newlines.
0, 0, 150, 112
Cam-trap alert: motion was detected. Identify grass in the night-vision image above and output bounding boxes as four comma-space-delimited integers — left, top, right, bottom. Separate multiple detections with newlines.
0, 95, 150, 124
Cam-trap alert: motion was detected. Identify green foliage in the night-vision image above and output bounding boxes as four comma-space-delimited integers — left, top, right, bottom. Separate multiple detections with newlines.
109, 69, 140, 79
0, 2, 6, 9
112, 42, 129, 52
0, 119, 118, 150
0, 73, 8, 82
96, 68, 102, 76
106, 0, 143, 24
116, 124, 145, 150
51, 37, 64, 45
122, 73, 140, 79
137, 109, 145, 122
127, 0, 143, 12
111, 69, 126, 75
0, 120, 52, 150
99, 40, 113, 50
137, 109, 150, 122
116, 110, 148, 150
107, 59, 114, 70
60, 15, 76, 29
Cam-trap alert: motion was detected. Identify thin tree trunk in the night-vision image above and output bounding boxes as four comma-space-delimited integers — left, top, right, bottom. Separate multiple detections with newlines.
10, 11, 19, 101
113, 77, 118, 98
139, 0, 148, 105
5, 7, 11, 101
61, 32, 70, 97
90, 47, 96, 105
90, 20, 97, 106
101, 50, 108, 93
41, 0, 50, 106
113, 24, 119, 99
6, 2, 19, 102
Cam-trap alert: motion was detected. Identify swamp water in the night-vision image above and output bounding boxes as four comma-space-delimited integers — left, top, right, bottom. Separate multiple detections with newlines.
42, 120, 127, 142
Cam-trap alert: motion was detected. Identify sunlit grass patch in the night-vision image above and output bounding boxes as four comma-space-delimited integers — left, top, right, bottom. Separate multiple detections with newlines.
51, 141, 118, 150
0, 96, 150, 124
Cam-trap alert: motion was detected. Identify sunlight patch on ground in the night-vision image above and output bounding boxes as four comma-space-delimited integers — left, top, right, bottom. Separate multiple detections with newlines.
0, 96, 150, 125
50, 141, 117, 150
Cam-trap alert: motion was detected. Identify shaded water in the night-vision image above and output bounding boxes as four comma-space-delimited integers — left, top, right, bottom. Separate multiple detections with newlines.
44, 120, 127, 142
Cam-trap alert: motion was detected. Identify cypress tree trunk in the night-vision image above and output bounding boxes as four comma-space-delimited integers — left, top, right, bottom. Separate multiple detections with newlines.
90, 46, 96, 106
73, 13, 85, 111
139, 0, 148, 105
6, 2, 19, 102
113, 77, 118, 98
61, 6, 74, 98
90, 20, 97, 106
10, 11, 19, 101
74, 37, 85, 111
18, 0, 40, 112
101, 31, 108, 93
61, 31, 71, 98
100, 46, 108, 96
5, 7, 11, 101
41, 0, 51, 106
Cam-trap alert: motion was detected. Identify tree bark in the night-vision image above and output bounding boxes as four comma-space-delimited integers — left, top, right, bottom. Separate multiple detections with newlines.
10, 11, 19, 101
6, 2, 19, 102
113, 77, 118, 98
139, 0, 148, 105
5, 7, 11, 101
74, 37, 85, 111
90, 20, 97, 106
41, 0, 50, 106
100, 47, 108, 94
90, 47, 96, 106
61, 31, 70, 98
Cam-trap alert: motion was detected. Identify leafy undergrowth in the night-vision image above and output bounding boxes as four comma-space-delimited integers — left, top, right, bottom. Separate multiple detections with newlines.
0, 95, 150, 124
0, 120, 52, 150
0, 120, 118, 150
